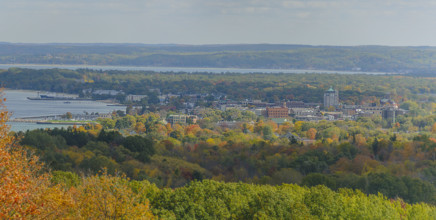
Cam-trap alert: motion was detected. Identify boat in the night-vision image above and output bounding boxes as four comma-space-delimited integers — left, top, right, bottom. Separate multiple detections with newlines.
27, 92, 92, 101
27, 95, 77, 100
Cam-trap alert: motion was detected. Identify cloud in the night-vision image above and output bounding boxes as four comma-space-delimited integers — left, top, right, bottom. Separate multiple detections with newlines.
1, 0, 436, 45
2, 0, 435, 17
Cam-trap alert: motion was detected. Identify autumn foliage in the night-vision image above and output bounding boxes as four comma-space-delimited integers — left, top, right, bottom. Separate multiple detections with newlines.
2, 92, 436, 218
0, 96, 77, 219
0, 101, 56, 218
71, 172, 154, 219
0, 95, 154, 219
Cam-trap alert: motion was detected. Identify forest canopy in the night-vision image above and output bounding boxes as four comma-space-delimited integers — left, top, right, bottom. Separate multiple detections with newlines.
2, 43, 436, 75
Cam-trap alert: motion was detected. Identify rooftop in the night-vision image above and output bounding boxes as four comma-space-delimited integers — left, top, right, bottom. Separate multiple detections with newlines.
326, 86, 335, 92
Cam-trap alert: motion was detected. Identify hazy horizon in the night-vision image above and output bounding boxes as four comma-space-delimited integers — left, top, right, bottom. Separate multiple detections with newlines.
2, 42, 434, 47
2, 42, 436, 47
2, 1, 436, 46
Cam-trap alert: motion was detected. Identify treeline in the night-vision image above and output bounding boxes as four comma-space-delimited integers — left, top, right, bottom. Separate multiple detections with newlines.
144, 180, 435, 219
2, 68, 436, 104
303, 173, 435, 204
20, 126, 158, 180
16, 111, 436, 204
2, 43, 436, 75
3, 107, 435, 219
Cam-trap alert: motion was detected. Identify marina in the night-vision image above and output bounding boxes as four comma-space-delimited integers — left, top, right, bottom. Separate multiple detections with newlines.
26, 91, 93, 101
3, 90, 125, 131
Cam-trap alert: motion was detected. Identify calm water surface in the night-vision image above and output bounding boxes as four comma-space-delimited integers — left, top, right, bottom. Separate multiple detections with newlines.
3, 90, 125, 131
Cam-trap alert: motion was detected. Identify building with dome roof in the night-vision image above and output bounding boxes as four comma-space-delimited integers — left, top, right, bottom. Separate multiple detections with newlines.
324, 86, 339, 108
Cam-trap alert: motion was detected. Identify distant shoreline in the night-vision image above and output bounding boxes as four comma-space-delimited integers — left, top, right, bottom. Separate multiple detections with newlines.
0, 64, 394, 75
4, 89, 120, 105
9, 119, 89, 125
3, 90, 125, 120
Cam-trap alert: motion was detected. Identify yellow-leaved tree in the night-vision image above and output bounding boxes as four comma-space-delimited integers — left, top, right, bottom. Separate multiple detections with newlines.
0, 95, 74, 219
72, 172, 155, 219
0, 93, 155, 219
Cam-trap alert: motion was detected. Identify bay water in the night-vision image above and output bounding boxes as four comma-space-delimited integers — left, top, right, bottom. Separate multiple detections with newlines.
3, 90, 126, 131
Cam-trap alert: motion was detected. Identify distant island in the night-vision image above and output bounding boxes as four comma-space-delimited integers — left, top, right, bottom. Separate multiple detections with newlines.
1, 43, 436, 76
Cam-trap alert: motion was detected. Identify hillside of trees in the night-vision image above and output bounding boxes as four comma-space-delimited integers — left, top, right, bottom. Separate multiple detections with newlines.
15, 109, 436, 205
2, 43, 436, 75
2, 116, 436, 218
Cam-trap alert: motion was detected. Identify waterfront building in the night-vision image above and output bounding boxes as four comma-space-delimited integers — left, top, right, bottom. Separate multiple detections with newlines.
125, 94, 148, 102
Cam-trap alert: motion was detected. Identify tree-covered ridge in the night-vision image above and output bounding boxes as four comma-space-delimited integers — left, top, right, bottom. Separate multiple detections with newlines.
1, 68, 436, 104
17, 110, 436, 205
1, 99, 434, 219
145, 180, 436, 219
2, 43, 436, 75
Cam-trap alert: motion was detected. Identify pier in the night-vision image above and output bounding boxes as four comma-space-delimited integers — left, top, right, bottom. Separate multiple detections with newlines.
10, 113, 110, 124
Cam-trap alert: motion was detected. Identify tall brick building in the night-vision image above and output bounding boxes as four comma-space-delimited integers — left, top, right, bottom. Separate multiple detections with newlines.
266, 107, 289, 118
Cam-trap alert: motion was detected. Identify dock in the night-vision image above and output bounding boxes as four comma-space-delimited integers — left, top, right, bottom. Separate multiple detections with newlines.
9, 113, 110, 124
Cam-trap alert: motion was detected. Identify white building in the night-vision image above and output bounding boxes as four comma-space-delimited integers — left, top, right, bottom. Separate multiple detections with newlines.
125, 94, 148, 102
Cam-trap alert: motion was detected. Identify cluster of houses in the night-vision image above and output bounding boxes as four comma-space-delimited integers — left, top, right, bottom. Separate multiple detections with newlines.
219, 88, 402, 118
82, 88, 407, 126
165, 87, 407, 126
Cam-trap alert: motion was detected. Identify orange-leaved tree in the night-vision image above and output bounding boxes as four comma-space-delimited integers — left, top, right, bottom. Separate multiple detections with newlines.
0, 94, 74, 218
306, 128, 317, 140
0, 93, 155, 219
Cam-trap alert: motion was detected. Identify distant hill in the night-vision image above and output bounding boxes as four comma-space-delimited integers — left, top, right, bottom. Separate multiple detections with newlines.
1, 43, 436, 76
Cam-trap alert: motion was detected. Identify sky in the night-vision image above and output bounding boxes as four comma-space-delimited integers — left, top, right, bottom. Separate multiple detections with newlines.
1, 0, 436, 46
